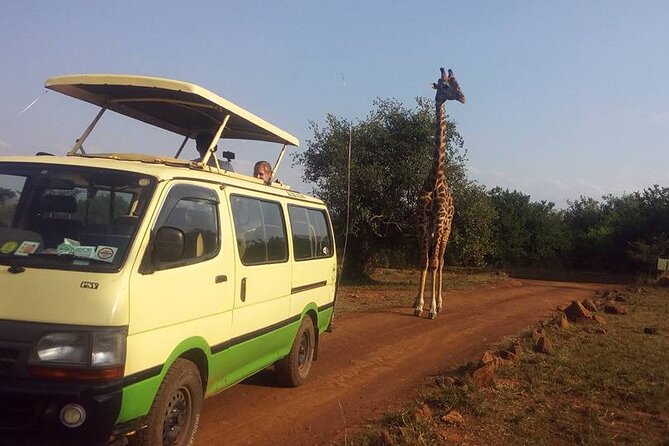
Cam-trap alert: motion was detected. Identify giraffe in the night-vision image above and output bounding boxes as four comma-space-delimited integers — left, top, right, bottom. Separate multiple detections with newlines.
414, 67, 465, 319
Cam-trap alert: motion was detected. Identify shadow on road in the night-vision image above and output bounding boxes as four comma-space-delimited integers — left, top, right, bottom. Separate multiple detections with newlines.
238, 368, 284, 388
506, 268, 631, 285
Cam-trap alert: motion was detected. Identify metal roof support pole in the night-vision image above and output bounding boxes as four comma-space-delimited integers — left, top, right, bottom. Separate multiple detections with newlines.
200, 114, 231, 174
68, 107, 106, 155
272, 144, 287, 179
174, 135, 190, 159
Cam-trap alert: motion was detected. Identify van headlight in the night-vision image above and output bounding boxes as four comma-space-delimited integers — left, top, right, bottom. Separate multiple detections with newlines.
29, 329, 127, 380
34, 332, 89, 364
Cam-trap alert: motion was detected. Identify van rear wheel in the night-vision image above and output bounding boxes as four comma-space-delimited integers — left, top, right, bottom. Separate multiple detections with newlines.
133, 358, 203, 446
276, 317, 315, 387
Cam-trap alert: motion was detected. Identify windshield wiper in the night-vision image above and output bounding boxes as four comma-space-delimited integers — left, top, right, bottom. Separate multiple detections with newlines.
7, 262, 25, 274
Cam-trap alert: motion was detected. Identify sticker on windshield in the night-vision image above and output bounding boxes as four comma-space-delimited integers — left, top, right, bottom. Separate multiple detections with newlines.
94, 246, 118, 263
14, 241, 40, 256
57, 238, 81, 256
57, 243, 75, 256
138, 178, 151, 187
74, 246, 96, 259
1, 241, 19, 254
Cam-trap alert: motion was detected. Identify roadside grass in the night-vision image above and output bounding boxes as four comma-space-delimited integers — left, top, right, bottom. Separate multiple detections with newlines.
344, 286, 669, 445
335, 268, 506, 314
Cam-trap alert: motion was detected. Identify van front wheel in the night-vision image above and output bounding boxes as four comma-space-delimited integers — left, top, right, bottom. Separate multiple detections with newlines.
134, 358, 203, 446
276, 317, 315, 387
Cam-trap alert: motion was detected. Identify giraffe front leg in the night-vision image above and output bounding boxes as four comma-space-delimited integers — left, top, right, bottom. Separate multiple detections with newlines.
414, 267, 428, 316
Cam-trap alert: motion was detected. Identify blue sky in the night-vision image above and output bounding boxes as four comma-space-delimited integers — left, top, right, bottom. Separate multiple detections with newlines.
1, 1, 667, 207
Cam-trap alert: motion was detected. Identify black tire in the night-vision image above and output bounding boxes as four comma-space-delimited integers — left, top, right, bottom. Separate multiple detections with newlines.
275, 317, 315, 387
133, 358, 203, 446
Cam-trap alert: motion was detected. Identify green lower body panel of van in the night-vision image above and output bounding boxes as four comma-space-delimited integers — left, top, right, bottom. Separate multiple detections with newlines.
116, 306, 333, 426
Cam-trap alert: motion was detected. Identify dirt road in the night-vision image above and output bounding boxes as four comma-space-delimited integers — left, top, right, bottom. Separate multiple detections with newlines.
196, 278, 612, 445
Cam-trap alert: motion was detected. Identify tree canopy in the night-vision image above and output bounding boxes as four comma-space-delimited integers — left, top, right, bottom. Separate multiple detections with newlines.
294, 97, 493, 279
295, 98, 667, 280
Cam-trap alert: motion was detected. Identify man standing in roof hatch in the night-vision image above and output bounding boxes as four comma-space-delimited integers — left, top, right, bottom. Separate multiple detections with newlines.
193, 133, 234, 171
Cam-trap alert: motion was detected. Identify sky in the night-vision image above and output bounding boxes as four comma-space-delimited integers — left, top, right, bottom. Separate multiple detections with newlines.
1, 1, 667, 207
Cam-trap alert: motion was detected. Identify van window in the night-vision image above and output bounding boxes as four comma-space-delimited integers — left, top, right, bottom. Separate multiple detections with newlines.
288, 206, 333, 260
230, 195, 288, 265
0, 164, 156, 272
160, 198, 219, 265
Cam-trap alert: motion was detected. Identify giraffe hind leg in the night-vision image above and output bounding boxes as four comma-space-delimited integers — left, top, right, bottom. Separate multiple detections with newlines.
429, 268, 438, 319
436, 220, 452, 314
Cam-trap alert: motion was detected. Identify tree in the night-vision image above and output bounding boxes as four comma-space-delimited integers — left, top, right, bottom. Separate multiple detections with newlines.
0, 187, 17, 226
488, 188, 570, 267
294, 97, 468, 280
0, 187, 15, 204
448, 179, 497, 267
562, 186, 669, 272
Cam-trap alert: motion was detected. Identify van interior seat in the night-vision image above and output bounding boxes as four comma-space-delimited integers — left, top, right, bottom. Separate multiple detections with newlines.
35, 194, 82, 248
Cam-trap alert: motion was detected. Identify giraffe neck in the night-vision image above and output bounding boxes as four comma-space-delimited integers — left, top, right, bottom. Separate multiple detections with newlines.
426, 102, 446, 187
436, 101, 447, 178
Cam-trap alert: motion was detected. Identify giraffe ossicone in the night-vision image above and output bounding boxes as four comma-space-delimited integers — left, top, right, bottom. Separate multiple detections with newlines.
414, 67, 465, 320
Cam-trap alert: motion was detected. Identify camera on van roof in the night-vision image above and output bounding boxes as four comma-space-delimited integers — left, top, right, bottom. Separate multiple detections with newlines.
222, 151, 235, 160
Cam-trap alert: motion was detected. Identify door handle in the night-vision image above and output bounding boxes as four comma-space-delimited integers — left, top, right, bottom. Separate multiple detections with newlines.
215, 275, 228, 283
240, 277, 246, 302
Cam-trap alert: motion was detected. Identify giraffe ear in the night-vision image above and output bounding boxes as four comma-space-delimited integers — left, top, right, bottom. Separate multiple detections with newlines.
432, 83, 438, 89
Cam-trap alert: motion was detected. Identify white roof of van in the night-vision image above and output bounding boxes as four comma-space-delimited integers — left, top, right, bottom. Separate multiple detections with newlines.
45, 74, 299, 146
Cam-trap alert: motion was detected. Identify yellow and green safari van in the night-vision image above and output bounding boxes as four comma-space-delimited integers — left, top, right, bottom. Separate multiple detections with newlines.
0, 75, 336, 445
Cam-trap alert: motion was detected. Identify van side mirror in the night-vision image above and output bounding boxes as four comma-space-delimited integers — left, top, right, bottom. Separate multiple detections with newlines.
152, 226, 185, 265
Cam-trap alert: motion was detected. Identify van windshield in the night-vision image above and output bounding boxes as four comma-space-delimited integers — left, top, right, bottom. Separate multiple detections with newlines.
0, 163, 156, 272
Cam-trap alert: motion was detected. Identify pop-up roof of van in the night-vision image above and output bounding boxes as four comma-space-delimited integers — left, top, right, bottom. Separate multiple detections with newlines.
45, 74, 299, 147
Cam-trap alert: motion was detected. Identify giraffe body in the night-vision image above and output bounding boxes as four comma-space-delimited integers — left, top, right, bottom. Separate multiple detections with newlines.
414, 68, 464, 319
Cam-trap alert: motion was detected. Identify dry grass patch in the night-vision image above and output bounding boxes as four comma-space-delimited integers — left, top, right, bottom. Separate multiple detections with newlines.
345, 287, 669, 445
336, 268, 506, 314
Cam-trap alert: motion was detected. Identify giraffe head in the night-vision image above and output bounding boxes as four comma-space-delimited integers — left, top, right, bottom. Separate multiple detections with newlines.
432, 67, 465, 106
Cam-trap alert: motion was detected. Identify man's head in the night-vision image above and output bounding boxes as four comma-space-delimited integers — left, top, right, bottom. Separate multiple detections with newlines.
195, 133, 216, 156
253, 161, 272, 183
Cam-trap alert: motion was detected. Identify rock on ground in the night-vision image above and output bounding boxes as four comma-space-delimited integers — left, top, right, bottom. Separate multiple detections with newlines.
564, 300, 593, 323
442, 410, 466, 426
534, 335, 553, 354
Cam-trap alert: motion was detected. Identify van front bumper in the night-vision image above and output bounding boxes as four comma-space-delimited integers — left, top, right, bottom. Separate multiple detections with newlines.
0, 377, 122, 446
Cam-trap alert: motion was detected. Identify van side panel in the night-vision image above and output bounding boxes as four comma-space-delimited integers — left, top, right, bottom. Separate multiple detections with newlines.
206, 318, 300, 396
288, 204, 337, 329
317, 306, 335, 333
117, 313, 306, 425
290, 257, 336, 322
118, 374, 163, 423
117, 335, 214, 423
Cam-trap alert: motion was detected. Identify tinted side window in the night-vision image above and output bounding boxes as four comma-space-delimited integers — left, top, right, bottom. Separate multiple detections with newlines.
288, 206, 333, 260
230, 195, 288, 265
163, 199, 219, 262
